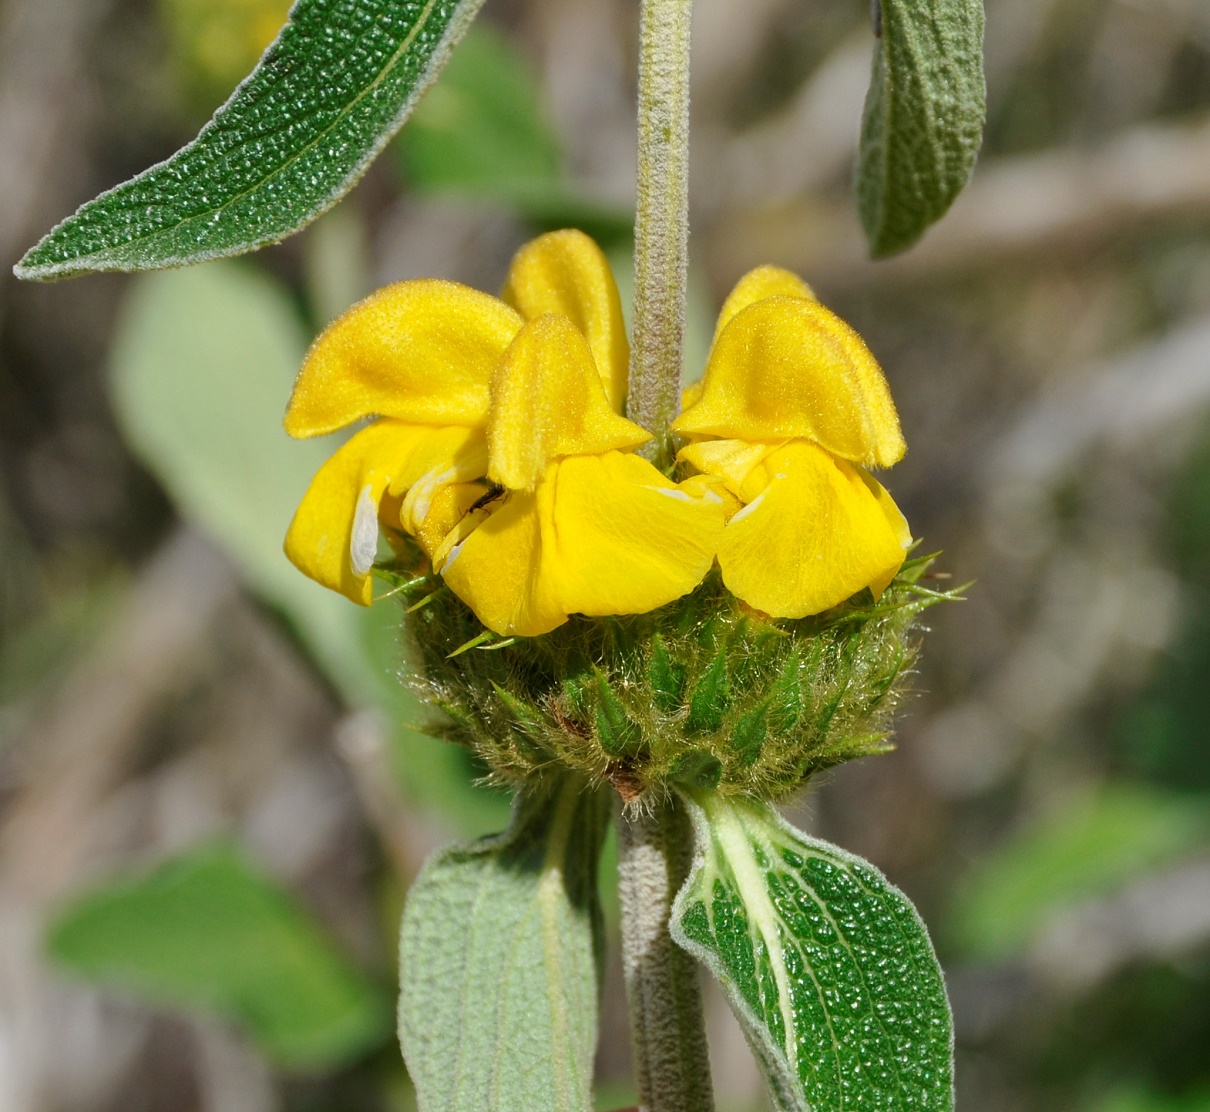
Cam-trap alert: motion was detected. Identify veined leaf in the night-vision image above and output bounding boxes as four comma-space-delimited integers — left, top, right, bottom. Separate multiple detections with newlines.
857, 0, 986, 257
398, 778, 609, 1112
48, 843, 391, 1069
673, 792, 953, 1112
15, 0, 488, 280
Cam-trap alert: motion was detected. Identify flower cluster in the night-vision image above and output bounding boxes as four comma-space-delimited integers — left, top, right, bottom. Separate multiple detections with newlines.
284, 230, 911, 635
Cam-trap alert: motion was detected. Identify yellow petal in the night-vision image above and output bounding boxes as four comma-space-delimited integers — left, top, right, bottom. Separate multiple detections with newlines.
677, 438, 783, 500
859, 469, 913, 597
284, 280, 522, 437
672, 297, 905, 468
439, 489, 568, 637
680, 380, 705, 411
394, 429, 489, 533
679, 472, 744, 520
542, 452, 725, 617
716, 440, 907, 618
501, 230, 630, 413
413, 480, 491, 562
713, 264, 815, 341
284, 421, 415, 604
488, 315, 649, 491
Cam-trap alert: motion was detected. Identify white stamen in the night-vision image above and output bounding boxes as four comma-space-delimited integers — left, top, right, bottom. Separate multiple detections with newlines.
440, 538, 466, 572
645, 485, 723, 505
403, 465, 458, 531
350, 485, 379, 576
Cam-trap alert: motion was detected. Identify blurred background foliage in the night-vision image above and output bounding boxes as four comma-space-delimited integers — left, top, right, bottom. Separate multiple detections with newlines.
1, 0, 1209, 1109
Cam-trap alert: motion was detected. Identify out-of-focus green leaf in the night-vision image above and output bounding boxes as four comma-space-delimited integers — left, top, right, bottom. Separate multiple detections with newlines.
673, 791, 953, 1112
399, 25, 560, 197
857, 0, 986, 257
1092, 1087, 1210, 1112
16, 0, 487, 280
48, 843, 391, 1069
397, 25, 631, 245
398, 778, 609, 1112
156, 0, 292, 110
953, 784, 1210, 959
108, 261, 506, 834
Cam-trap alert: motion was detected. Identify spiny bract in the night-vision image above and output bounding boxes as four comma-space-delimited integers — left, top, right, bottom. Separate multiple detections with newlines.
382, 552, 955, 804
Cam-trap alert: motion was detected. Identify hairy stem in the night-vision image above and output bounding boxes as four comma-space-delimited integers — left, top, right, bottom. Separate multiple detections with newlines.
618, 798, 715, 1112
628, 0, 693, 468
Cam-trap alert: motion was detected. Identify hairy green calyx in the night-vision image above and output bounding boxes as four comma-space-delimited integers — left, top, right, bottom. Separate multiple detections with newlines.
379, 554, 955, 804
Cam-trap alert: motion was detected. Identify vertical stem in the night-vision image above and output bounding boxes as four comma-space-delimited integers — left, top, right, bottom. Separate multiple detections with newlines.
618, 798, 715, 1112
628, 0, 693, 468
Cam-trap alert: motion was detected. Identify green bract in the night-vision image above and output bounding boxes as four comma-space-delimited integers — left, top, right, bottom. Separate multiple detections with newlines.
381, 553, 955, 803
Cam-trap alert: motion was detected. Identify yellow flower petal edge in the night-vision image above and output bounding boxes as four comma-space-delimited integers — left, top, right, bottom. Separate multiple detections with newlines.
487, 315, 649, 492
713, 441, 908, 619
673, 296, 905, 469
501, 229, 630, 414
543, 451, 725, 619
284, 279, 522, 437
284, 421, 483, 604
712, 264, 816, 340
440, 453, 726, 637
677, 438, 784, 502
439, 486, 566, 637
283, 230, 729, 636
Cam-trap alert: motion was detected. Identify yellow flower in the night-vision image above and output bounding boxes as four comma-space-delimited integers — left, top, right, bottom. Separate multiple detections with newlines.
672, 266, 912, 619
283, 230, 725, 637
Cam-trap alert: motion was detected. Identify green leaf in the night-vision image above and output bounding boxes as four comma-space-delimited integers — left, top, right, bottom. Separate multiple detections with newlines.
1092, 1088, 1210, 1112
398, 778, 609, 1112
108, 261, 506, 834
155, 0, 293, 111
397, 24, 560, 197
672, 792, 953, 1112
47, 843, 391, 1069
15, 0, 488, 280
952, 783, 1210, 959
394, 23, 632, 244
857, 0, 986, 257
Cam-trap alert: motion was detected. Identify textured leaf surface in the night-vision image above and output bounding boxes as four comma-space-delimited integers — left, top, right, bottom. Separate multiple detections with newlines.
108, 261, 507, 833
673, 793, 953, 1111
48, 843, 391, 1068
857, 0, 986, 257
399, 779, 609, 1112
16, 0, 487, 279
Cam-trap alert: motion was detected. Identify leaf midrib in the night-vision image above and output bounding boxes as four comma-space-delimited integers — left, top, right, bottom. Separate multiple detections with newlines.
48, 0, 449, 265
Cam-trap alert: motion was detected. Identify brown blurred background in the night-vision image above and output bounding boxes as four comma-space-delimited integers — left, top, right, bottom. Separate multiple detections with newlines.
2, 0, 1210, 1109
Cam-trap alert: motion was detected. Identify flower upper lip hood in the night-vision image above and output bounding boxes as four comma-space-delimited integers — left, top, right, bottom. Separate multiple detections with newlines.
282, 229, 724, 637
672, 265, 912, 620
